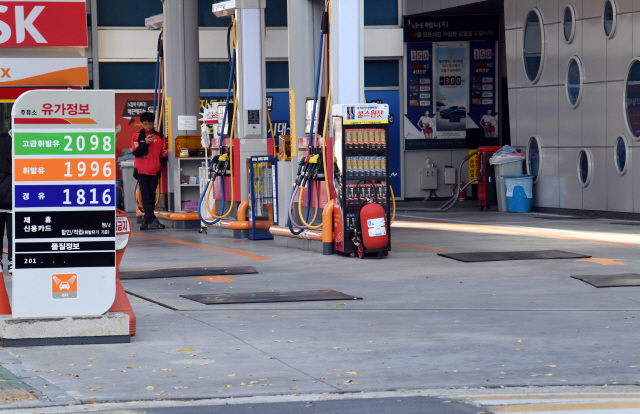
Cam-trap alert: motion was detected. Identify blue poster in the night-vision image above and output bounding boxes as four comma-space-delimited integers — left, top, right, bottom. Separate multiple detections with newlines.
433, 42, 468, 139
467, 41, 499, 140
365, 90, 401, 197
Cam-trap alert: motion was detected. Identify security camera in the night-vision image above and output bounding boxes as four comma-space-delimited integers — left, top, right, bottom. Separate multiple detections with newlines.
145, 14, 163, 30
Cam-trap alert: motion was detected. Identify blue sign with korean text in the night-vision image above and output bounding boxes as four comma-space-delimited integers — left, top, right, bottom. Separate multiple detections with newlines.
15, 184, 115, 208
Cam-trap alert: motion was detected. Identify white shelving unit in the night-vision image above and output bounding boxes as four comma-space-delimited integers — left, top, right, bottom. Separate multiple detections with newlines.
176, 157, 205, 212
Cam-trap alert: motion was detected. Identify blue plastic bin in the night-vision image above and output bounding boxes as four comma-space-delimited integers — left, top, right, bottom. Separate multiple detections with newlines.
501, 174, 534, 213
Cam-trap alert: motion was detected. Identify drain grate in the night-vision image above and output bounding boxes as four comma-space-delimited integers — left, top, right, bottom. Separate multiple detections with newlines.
610, 221, 640, 226
0, 389, 38, 403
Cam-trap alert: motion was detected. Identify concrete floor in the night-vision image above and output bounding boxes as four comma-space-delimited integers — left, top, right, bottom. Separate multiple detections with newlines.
3, 201, 640, 412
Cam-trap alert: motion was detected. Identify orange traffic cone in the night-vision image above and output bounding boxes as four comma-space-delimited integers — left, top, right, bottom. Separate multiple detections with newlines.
109, 248, 136, 336
0, 270, 11, 315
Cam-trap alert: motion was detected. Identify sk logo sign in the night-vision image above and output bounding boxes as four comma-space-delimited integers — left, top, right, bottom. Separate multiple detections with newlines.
0, 68, 9, 78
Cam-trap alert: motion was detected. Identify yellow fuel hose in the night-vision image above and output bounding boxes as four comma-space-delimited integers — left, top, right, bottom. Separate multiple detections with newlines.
267, 108, 276, 157
390, 185, 395, 225
205, 17, 236, 220
298, 40, 332, 230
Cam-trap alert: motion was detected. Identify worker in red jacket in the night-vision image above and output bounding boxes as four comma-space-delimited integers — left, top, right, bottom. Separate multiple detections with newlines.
132, 112, 168, 230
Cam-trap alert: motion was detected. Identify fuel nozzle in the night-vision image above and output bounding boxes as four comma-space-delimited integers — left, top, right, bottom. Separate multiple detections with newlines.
301, 154, 320, 187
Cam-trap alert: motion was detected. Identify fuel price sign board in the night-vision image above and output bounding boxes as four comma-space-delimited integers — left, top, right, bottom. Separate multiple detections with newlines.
11, 90, 116, 318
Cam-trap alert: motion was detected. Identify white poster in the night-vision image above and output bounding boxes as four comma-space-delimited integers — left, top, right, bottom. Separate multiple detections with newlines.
433, 42, 468, 139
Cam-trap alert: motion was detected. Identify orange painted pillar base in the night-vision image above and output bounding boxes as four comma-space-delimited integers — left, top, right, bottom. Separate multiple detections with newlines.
0, 272, 11, 315
109, 248, 136, 336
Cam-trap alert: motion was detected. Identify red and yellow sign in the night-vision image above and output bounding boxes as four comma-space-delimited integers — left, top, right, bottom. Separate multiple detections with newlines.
0, 58, 88, 87
15, 158, 114, 182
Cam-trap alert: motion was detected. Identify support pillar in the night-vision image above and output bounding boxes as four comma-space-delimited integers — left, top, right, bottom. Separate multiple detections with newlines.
283, 0, 325, 224
162, 0, 200, 211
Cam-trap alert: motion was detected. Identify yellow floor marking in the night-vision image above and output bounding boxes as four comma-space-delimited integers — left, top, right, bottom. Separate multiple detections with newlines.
575, 258, 626, 265
488, 401, 640, 412
130, 232, 270, 262
191, 276, 236, 283
391, 243, 449, 253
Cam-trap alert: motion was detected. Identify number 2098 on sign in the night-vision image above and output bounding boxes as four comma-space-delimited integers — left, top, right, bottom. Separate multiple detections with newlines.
15, 158, 114, 182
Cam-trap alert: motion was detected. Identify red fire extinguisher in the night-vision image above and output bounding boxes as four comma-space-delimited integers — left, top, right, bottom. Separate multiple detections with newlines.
458, 182, 466, 202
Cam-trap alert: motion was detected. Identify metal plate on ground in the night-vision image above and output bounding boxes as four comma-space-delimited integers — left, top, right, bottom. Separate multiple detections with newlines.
571, 274, 640, 288
437, 250, 591, 263
0, 389, 38, 403
120, 266, 258, 280
181, 289, 362, 305
533, 215, 592, 220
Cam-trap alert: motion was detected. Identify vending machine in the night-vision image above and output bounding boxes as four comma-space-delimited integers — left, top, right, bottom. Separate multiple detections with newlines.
331, 103, 391, 257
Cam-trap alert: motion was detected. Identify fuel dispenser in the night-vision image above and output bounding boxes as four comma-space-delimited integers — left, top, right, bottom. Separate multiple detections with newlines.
331, 103, 391, 258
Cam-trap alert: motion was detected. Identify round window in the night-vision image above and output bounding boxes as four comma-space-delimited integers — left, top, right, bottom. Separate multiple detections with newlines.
624, 59, 640, 139
566, 56, 583, 107
526, 135, 542, 184
577, 148, 593, 187
603, 0, 617, 39
523, 9, 545, 84
614, 135, 631, 175
563, 4, 576, 43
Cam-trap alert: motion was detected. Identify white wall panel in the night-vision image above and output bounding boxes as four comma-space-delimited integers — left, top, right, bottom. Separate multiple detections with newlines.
199, 30, 227, 59
582, 18, 607, 83
581, 82, 607, 146
538, 0, 561, 23
509, 88, 518, 141
582, 147, 608, 210
505, 0, 519, 29
533, 147, 560, 207
516, 28, 529, 88
505, 29, 518, 88
539, 23, 560, 86
606, 13, 633, 81
632, 143, 640, 212
98, 29, 157, 60
517, 88, 537, 147
537, 86, 560, 146
404, 0, 423, 15
436, 0, 459, 10
582, 0, 604, 18
606, 146, 634, 212
616, 0, 633, 13
403, 150, 452, 198
558, 0, 584, 20
364, 28, 403, 58
557, 20, 582, 81
422, 0, 444, 13
634, 0, 640, 11
517, 0, 539, 27
606, 81, 626, 146
558, 84, 583, 146
452, 150, 471, 195
632, 12, 640, 56
558, 147, 583, 208
101, 28, 288, 60
265, 28, 288, 59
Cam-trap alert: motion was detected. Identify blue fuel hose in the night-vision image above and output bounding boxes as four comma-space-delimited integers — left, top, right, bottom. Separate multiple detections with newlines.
287, 32, 324, 234
287, 184, 312, 235
198, 174, 225, 226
